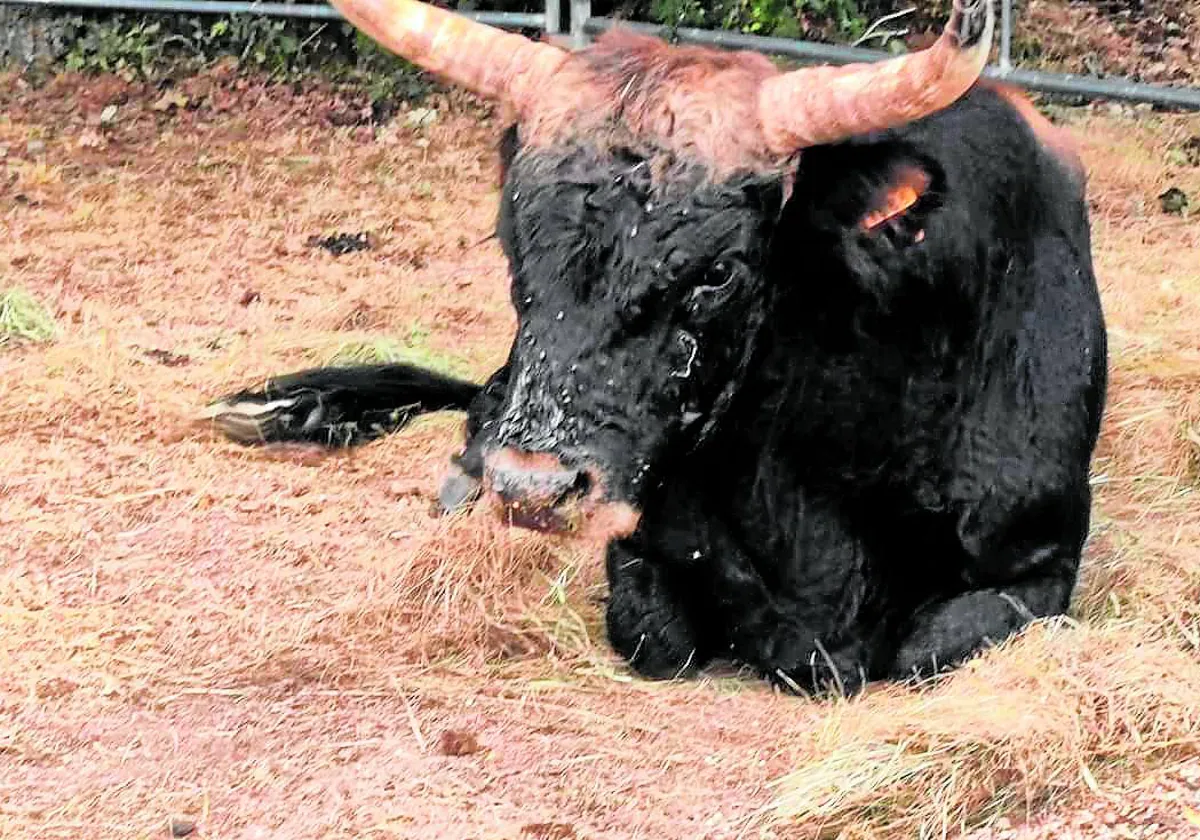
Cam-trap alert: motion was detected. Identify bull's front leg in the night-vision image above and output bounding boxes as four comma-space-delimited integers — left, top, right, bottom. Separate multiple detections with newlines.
635, 487, 873, 696
885, 492, 1086, 679
710, 554, 873, 697
604, 539, 715, 680
885, 573, 1075, 679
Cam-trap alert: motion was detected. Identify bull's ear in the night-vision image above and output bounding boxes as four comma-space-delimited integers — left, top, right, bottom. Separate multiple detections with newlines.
858, 162, 937, 247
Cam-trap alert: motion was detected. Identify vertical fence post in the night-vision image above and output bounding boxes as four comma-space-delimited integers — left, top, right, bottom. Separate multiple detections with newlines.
570, 0, 590, 48
999, 0, 1013, 74
544, 0, 560, 36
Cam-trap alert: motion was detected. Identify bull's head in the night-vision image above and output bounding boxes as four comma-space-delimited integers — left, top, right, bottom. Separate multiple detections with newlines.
333, 0, 994, 540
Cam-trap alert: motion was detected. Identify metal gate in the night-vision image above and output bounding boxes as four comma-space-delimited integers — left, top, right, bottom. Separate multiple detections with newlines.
4, 0, 1200, 109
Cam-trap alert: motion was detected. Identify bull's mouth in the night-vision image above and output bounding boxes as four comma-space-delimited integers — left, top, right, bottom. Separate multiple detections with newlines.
481, 448, 642, 542
487, 493, 643, 542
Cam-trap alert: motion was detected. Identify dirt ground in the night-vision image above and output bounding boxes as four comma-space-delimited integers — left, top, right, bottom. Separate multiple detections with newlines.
2, 69, 1200, 839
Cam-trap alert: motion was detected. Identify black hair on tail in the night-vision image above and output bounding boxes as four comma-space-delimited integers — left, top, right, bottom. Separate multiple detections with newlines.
199, 363, 481, 447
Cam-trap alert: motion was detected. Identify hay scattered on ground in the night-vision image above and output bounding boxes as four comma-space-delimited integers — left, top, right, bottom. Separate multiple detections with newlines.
772, 623, 1200, 836
2, 69, 1200, 839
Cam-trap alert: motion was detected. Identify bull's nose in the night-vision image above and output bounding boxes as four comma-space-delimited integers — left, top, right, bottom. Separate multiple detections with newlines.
489, 464, 590, 507
483, 449, 592, 532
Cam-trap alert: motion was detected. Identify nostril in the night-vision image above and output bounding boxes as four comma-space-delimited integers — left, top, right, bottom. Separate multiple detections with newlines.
488, 469, 520, 502
483, 449, 601, 517
488, 465, 587, 509
556, 469, 592, 505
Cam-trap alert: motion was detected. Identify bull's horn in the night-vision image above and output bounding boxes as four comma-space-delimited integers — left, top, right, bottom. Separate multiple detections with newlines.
328, 0, 567, 114
758, 0, 994, 152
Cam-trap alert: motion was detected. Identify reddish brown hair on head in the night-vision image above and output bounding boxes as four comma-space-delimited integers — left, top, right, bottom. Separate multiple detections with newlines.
521, 30, 787, 177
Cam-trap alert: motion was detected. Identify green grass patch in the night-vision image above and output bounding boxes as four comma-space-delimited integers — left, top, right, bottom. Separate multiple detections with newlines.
0, 288, 56, 347
319, 326, 471, 380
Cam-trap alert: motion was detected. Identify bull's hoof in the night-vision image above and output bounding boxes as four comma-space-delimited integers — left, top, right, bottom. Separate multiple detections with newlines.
764, 656, 867, 698
736, 620, 867, 697
609, 610, 707, 681
605, 553, 709, 680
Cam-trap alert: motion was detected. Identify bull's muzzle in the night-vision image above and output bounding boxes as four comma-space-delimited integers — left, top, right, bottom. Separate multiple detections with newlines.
482, 448, 642, 541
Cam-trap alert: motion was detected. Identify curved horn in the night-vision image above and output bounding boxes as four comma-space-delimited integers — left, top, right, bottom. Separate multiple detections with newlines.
328, 0, 566, 115
758, 0, 994, 152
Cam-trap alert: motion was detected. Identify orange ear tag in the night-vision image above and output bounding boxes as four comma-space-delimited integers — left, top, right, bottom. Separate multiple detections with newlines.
860, 169, 931, 232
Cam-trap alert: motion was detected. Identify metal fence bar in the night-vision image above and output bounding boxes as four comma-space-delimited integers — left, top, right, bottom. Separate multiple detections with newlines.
569, 0, 589, 48
2, 0, 546, 27
998, 0, 1012, 73
581, 16, 1200, 110
543, 0, 558, 36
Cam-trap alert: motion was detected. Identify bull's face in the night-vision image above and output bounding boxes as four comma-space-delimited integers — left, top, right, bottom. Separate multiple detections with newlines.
475, 150, 784, 538
323, 0, 994, 540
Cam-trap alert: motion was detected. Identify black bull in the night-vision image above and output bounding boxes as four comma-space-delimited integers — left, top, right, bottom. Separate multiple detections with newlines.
206, 82, 1107, 695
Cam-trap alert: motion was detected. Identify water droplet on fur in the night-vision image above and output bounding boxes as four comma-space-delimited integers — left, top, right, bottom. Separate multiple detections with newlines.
629, 225, 639, 238
556, 311, 564, 320
539, 351, 546, 361
692, 550, 702, 560
524, 296, 532, 304
645, 202, 654, 212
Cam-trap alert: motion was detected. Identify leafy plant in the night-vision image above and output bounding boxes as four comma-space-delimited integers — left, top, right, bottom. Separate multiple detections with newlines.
59, 12, 352, 80
648, 0, 865, 41
63, 15, 168, 78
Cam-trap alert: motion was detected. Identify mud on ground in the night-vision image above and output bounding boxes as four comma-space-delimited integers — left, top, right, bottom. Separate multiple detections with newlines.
2, 71, 1200, 839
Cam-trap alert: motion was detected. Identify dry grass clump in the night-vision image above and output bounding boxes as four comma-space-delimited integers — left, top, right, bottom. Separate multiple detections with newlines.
322, 508, 596, 667
772, 622, 1200, 837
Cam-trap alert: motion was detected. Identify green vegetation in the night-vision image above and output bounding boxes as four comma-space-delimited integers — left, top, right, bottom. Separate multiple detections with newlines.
649, 0, 868, 41
54, 11, 429, 94
0, 288, 56, 348
321, 327, 471, 379
58, 13, 365, 79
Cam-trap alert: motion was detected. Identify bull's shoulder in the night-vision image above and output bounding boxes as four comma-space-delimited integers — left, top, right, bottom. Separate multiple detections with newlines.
974, 81, 1085, 184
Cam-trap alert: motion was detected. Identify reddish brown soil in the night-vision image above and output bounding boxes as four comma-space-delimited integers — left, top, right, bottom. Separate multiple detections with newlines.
3, 69, 1200, 839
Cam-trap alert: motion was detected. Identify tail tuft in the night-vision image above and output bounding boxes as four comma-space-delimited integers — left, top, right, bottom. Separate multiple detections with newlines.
198, 363, 481, 447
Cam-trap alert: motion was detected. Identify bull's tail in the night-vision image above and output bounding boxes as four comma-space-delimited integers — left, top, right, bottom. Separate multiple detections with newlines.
198, 363, 481, 447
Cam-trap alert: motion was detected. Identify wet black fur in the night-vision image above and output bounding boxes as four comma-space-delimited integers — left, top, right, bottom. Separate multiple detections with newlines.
210, 85, 1107, 694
